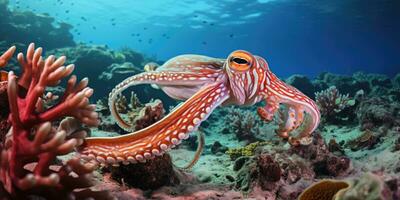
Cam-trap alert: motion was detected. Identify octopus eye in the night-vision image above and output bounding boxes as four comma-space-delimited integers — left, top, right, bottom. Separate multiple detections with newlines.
232, 57, 249, 65
229, 56, 251, 72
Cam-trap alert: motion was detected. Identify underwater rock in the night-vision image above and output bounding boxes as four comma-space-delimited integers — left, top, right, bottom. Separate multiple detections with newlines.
393, 73, 400, 88
289, 133, 351, 177
46, 44, 116, 84
257, 154, 282, 183
99, 62, 142, 85
328, 139, 345, 156
285, 74, 316, 98
393, 137, 400, 152
110, 154, 180, 190
119, 47, 145, 67
356, 97, 400, 130
128, 99, 165, 131
0, 0, 75, 50
211, 141, 229, 155
346, 129, 381, 151
235, 149, 314, 197
46, 44, 144, 99
313, 72, 371, 96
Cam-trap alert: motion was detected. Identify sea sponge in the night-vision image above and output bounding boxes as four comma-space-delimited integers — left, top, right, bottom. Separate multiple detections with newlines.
299, 173, 391, 200
298, 179, 349, 200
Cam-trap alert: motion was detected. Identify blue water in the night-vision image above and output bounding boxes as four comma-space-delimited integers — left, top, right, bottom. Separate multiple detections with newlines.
8, 0, 399, 78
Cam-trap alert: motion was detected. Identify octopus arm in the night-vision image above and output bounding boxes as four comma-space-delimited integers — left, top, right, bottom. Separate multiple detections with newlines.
78, 81, 230, 165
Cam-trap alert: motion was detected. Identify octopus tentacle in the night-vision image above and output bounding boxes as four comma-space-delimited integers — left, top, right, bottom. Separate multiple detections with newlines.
257, 57, 320, 145
108, 71, 219, 132
177, 130, 205, 171
78, 81, 230, 165
257, 95, 280, 122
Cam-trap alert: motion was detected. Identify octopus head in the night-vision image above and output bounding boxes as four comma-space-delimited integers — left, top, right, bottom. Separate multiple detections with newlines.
224, 50, 262, 105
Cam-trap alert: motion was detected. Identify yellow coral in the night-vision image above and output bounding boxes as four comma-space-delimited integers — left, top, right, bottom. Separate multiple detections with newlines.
226, 141, 270, 160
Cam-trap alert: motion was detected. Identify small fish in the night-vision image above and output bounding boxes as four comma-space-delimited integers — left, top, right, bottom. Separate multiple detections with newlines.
65, 10, 69, 13
112, 23, 116, 26
81, 16, 87, 21
229, 34, 234, 38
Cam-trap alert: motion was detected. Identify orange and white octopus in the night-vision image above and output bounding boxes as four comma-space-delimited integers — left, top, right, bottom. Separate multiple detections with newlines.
79, 50, 321, 166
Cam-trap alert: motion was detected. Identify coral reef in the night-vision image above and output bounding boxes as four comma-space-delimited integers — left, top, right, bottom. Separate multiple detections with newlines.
346, 129, 381, 151
285, 74, 316, 98
299, 173, 396, 200
45, 44, 161, 101
315, 86, 356, 123
0, 0, 74, 51
225, 107, 262, 143
232, 133, 352, 198
0, 44, 107, 199
356, 97, 400, 130
109, 154, 180, 190
290, 133, 351, 177
226, 141, 269, 160
128, 99, 165, 131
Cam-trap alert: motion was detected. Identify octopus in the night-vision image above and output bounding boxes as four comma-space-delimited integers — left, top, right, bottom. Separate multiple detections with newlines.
78, 50, 321, 166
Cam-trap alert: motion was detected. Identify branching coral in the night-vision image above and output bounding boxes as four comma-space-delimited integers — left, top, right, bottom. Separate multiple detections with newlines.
315, 86, 355, 123
0, 44, 106, 199
225, 107, 261, 142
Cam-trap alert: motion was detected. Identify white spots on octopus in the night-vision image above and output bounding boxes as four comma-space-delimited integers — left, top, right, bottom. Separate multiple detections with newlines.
160, 143, 168, 151
193, 118, 200, 125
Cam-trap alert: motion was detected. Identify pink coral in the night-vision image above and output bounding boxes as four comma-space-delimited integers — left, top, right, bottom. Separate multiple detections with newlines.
0, 44, 105, 199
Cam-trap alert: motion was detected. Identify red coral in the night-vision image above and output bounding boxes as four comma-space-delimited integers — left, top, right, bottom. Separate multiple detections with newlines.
0, 44, 105, 199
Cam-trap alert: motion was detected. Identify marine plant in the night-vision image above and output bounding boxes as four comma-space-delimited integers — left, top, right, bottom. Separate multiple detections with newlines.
315, 86, 355, 123
225, 107, 261, 142
0, 44, 106, 199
